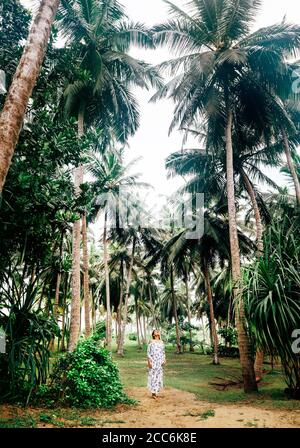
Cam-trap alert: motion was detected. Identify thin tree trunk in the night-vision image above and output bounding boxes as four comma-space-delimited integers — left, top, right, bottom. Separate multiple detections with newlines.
103, 209, 112, 351
68, 105, 84, 352
147, 275, 157, 328
117, 237, 136, 356
184, 272, 194, 352
143, 314, 147, 343
170, 266, 182, 354
241, 170, 264, 254
0, 0, 61, 191
135, 296, 142, 348
225, 108, 257, 392
282, 129, 300, 204
92, 294, 96, 331
82, 213, 91, 338
116, 259, 124, 346
53, 229, 64, 320
203, 261, 219, 365
61, 291, 66, 352
139, 313, 146, 343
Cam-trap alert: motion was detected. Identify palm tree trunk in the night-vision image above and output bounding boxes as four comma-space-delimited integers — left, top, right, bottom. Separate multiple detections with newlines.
117, 237, 136, 356
116, 260, 124, 346
92, 294, 96, 331
282, 130, 300, 204
203, 261, 219, 365
0, 0, 61, 192
241, 170, 265, 375
135, 297, 142, 348
68, 105, 84, 352
143, 315, 147, 342
170, 266, 182, 354
82, 213, 91, 338
184, 273, 194, 352
147, 275, 158, 328
241, 170, 264, 254
53, 230, 64, 320
254, 348, 264, 380
103, 209, 112, 351
225, 108, 257, 392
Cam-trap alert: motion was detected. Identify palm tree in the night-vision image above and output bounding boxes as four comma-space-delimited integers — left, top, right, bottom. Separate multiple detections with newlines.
0, 0, 61, 192
115, 224, 161, 356
57, 0, 161, 351
152, 1, 300, 389
89, 150, 147, 350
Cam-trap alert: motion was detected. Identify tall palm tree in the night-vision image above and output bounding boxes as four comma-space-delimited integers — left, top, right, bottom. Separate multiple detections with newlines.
153, 1, 300, 389
114, 225, 161, 356
89, 150, 147, 350
0, 0, 61, 192
57, 0, 161, 351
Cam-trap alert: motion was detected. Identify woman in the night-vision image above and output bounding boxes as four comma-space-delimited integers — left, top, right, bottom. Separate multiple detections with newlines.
147, 329, 166, 399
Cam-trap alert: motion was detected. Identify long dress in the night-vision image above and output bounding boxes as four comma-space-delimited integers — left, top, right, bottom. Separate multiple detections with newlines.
147, 340, 166, 394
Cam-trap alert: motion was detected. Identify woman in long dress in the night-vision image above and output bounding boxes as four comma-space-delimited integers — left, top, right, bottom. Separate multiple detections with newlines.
147, 329, 166, 399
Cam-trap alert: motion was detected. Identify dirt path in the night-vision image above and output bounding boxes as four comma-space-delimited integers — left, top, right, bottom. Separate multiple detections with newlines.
1, 387, 300, 428
97, 387, 300, 428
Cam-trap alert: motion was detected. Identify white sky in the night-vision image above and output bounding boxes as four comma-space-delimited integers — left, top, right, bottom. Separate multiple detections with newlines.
20, 0, 300, 203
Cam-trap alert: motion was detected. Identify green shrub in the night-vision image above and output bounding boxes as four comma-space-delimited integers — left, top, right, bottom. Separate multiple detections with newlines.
217, 327, 238, 347
128, 333, 137, 341
94, 321, 106, 339
36, 335, 133, 408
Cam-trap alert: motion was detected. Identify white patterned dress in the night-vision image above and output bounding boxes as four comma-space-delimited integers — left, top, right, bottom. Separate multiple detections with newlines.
147, 340, 166, 394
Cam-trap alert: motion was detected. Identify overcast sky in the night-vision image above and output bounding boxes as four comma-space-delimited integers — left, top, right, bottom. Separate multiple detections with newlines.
20, 0, 300, 205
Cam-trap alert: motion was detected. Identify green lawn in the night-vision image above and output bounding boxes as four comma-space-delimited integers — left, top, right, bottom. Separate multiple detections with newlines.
113, 342, 300, 411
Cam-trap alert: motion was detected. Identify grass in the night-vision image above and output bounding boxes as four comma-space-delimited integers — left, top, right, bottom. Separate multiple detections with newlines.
1, 341, 299, 428
0, 408, 126, 428
113, 342, 300, 411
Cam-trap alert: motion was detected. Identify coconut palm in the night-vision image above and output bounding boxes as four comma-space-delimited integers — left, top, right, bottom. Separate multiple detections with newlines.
57, 0, 161, 351
153, 0, 300, 389
0, 0, 61, 192
89, 149, 149, 350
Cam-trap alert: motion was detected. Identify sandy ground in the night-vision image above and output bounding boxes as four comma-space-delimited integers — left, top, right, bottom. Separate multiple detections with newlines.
101, 387, 300, 428
1, 387, 300, 428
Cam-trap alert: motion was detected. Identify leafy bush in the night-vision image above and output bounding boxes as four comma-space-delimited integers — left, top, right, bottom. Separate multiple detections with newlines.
245, 212, 300, 397
0, 266, 60, 404
94, 320, 106, 339
218, 327, 238, 347
128, 333, 137, 341
36, 335, 133, 408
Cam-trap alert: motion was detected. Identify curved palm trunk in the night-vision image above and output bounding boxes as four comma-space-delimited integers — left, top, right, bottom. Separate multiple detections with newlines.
184, 273, 194, 352
82, 213, 91, 338
203, 261, 219, 365
241, 170, 264, 255
170, 266, 182, 354
225, 109, 257, 392
117, 237, 136, 356
282, 130, 300, 204
68, 106, 84, 352
103, 209, 112, 351
0, 0, 61, 192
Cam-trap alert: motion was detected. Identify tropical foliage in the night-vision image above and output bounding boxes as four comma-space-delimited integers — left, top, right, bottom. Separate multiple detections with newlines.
0, 0, 299, 408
